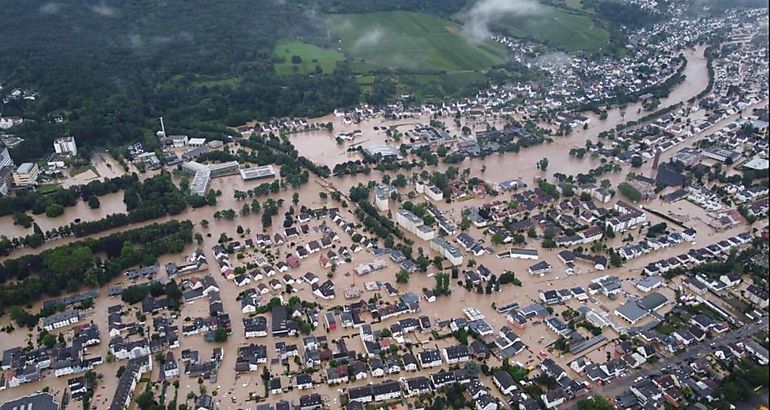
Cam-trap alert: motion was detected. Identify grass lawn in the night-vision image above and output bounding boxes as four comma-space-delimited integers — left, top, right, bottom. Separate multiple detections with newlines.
401, 71, 489, 100
70, 165, 99, 177
564, 0, 585, 10
38, 183, 61, 194
494, 5, 609, 52
326, 11, 508, 73
273, 40, 345, 76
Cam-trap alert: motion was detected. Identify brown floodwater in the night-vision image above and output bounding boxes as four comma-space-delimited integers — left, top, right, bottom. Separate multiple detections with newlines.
2, 44, 760, 409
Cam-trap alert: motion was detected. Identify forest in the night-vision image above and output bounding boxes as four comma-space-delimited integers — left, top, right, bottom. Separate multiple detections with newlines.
0, 174, 138, 217
0, 173, 200, 254
0, 220, 193, 313
0, 1, 359, 162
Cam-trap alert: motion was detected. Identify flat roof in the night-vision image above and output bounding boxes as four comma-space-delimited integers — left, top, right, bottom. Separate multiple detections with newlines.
240, 165, 276, 180
510, 248, 539, 256
16, 162, 35, 173
615, 301, 648, 323
638, 292, 668, 311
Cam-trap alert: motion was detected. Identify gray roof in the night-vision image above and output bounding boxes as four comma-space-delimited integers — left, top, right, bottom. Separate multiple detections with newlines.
0, 393, 58, 410
638, 292, 668, 311
16, 162, 35, 174
616, 301, 649, 323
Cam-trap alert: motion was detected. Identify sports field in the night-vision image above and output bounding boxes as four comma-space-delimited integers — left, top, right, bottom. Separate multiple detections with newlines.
273, 40, 345, 75
326, 11, 508, 73
494, 5, 609, 52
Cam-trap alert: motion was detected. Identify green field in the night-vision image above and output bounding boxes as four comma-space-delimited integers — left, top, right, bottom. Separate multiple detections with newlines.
494, 5, 609, 52
273, 40, 345, 75
326, 11, 508, 73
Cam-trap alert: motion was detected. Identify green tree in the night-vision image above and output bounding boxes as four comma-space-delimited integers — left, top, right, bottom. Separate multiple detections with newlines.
618, 182, 641, 202
213, 328, 229, 343
396, 269, 410, 284
88, 196, 101, 209
45, 203, 65, 217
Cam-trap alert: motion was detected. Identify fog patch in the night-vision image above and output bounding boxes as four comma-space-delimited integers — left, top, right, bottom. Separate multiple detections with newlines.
536, 51, 571, 68
385, 52, 425, 70
462, 0, 542, 43
127, 32, 192, 51
39, 3, 62, 14
89, 2, 119, 17
353, 27, 384, 49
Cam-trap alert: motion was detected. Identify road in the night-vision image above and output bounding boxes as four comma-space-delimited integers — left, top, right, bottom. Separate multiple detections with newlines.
582, 318, 767, 403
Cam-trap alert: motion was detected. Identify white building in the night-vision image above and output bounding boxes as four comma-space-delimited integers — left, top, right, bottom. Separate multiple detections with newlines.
0, 142, 13, 169
374, 184, 396, 211
40, 310, 80, 331
53, 136, 78, 156
13, 162, 40, 187
430, 237, 464, 266
396, 208, 436, 241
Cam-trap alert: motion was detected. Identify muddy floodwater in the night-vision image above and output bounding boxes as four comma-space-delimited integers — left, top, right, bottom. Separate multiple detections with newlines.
1, 44, 762, 410
289, 46, 710, 184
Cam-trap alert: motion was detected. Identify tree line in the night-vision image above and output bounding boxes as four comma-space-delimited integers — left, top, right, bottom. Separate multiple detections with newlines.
0, 174, 139, 217
0, 173, 198, 255
0, 220, 193, 313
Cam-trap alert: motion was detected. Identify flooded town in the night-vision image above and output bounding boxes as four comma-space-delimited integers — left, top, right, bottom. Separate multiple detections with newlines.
0, 2, 768, 410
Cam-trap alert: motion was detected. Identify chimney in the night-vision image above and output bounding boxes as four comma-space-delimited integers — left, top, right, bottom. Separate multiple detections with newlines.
159, 117, 166, 137
652, 149, 661, 170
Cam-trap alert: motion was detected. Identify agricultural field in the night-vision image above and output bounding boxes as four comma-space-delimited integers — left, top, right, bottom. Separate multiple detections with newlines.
326, 11, 508, 73
273, 40, 345, 76
494, 5, 610, 52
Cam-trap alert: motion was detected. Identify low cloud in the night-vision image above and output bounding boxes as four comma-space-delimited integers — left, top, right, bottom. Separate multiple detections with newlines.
462, 0, 542, 43
39, 3, 62, 14
127, 32, 193, 51
89, 2, 119, 17
353, 28, 384, 49
384, 52, 425, 70
536, 51, 571, 68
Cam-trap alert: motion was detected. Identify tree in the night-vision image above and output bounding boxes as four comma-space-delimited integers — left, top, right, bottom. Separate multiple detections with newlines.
136, 390, 157, 410
45, 203, 65, 217
290, 55, 302, 64
617, 182, 642, 202
40, 332, 57, 348
537, 157, 549, 171
631, 156, 643, 168
213, 328, 228, 343
610, 250, 623, 267
396, 269, 410, 284
553, 337, 570, 352
88, 196, 101, 209
12, 212, 33, 228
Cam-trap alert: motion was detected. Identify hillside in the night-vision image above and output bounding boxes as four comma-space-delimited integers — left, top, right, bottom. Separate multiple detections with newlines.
0, 0, 626, 161
326, 11, 508, 73
0, 1, 358, 161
